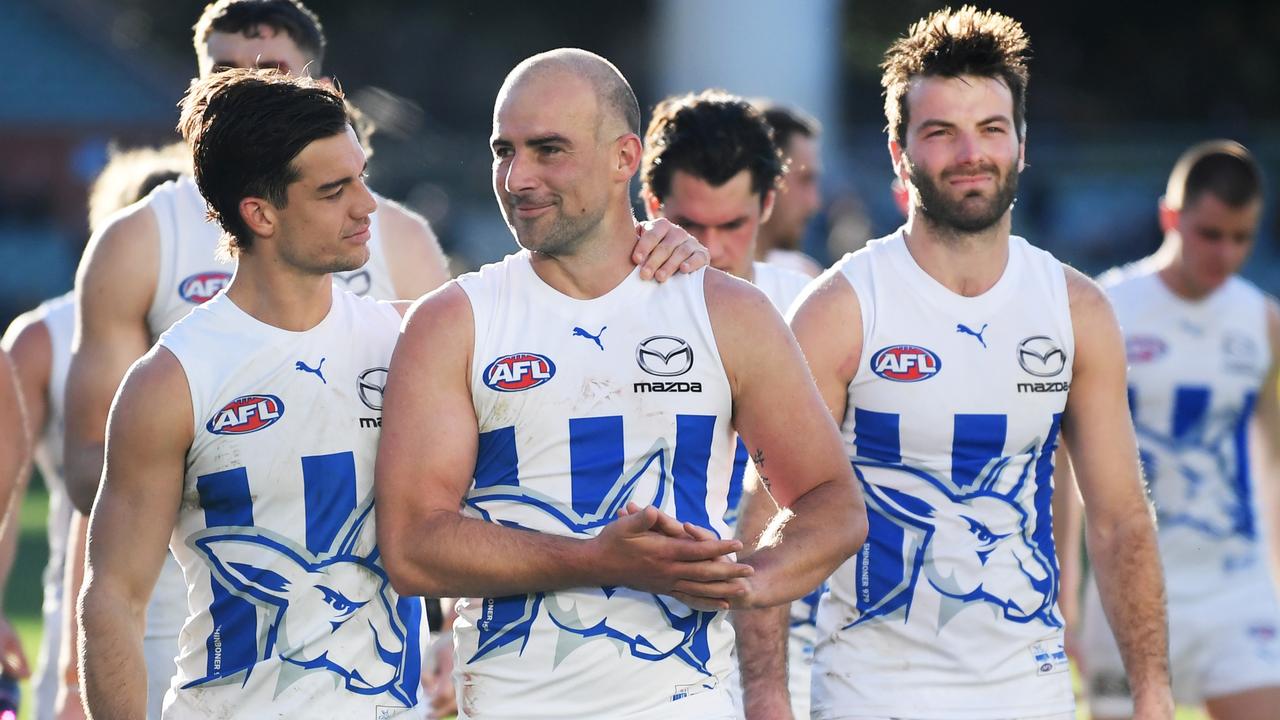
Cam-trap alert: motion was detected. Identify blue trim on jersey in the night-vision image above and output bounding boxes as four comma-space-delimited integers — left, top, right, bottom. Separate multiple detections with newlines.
302, 452, 357, 555
854, 408, 901, 463
195, 467, 259, 683
569, 417, 626, 518
951, 414, 1008, 490
725, 440, 749, 525
470, 594, 543, 662
673, 415, 717, 537
476, 427, 520, 488
1126, 384, 1137, 421
1031, 413, 1063, 619
1171, 386, 1211, 440
1233, 392, 1258, 538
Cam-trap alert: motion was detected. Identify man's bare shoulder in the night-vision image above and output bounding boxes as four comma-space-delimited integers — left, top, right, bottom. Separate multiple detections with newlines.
77, 199, 161, 306
703, 267, 775, 320
2, 306, 51, 355
402, 281, 473, 335
1062, 263, 1115, 323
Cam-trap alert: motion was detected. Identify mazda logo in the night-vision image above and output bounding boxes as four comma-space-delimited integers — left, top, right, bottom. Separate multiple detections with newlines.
636, 335, 693, 377
357, 367, 388, 410
1017, 336, 1067, 378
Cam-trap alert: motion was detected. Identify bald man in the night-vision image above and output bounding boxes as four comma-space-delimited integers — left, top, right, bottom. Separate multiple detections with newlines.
374, 48, 866, 719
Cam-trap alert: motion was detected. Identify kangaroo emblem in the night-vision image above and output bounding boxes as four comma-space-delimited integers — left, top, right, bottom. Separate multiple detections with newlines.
849, 451, 1059, 631
572, 326, 607, 351
956, 323, 988, 348
186, 501, 418, 705
295, 358, 327, 384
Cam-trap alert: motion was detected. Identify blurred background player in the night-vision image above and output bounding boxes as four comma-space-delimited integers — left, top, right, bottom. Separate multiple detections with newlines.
753, 102, 824, 278
0, 353, 30, 718
1074, 140, 1280, 720
744, 8, 1173, 719
375, 48, 864, 720
1, 143, 186, 720
639, 88, 820, 718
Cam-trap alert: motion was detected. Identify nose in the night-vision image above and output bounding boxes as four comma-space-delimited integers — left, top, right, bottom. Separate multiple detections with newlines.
501, 152, 538, 195
353, 177, 377, 218
953, 130, 983, 166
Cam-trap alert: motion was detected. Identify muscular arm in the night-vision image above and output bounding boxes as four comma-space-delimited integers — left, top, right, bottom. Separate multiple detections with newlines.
376, 198, 452, 299
1050, 443, 1084, 659
0, 351, 31, 679
1252, 298, 1280, 583
79, 348, 189, 720
64, 205, 160, 513
375, 284, 751, 601
1060, 267, 1172, 718
731, 270, 863, 718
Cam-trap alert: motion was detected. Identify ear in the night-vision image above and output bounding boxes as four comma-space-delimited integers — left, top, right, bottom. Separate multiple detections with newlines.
239, 196, 277, 240
888, 139, 910, 184
1016, 128, 1027, 173
614, 133, 643, 181
759, 189, 776, 224
641, 188, 661, 220
1158, 196, 1180, 234
194, 533, 310, 605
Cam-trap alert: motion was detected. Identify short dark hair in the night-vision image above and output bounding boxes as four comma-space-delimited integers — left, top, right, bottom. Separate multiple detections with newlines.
881, 6, 1031, 147
642, 90, 784, 204
177, 68, 350, 256
755, 102, 821, 154
194, 0, 326, 73
1166, 140, 1264, 211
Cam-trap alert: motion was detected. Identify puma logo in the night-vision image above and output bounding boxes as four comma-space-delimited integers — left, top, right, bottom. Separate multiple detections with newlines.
295, 358, 327, 384
572, 326, 607, 351
956, 323, 988, 348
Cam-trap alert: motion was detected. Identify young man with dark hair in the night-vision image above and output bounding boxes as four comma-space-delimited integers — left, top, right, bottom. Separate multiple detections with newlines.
754, 102, 825, 278
640, 90, 817, 716
80, 69, 425, 719
1073, 140, 1280, 720
374, 48, 865, 720
738, 7, 1174, 719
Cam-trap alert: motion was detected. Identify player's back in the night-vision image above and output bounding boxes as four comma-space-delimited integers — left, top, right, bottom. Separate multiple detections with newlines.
453, 252, 738, 719
157, 287, 422, 718
813, 230, 1075, 719
1102, 261, 1272, 596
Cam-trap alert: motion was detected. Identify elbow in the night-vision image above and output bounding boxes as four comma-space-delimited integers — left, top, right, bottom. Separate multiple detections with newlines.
839, 488, 870, 562
377, 517, 449, 598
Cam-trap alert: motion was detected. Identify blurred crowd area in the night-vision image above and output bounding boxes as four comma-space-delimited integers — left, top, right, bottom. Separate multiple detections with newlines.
2, 0, 1279, 328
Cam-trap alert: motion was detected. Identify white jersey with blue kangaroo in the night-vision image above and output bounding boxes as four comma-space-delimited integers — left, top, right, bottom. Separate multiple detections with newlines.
157, 286, 422, 719
812, 230, 1075, 719
1102, 261, 1274, 595
454, 252, 739, 720
144, 175, 397, 340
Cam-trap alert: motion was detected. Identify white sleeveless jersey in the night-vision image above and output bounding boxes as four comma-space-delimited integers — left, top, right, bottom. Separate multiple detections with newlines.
144, 176, 397, 340
30, 293, 74, 599
812, 230, 1075, 719
1101, 261, 1273, 600
157, 287, 423, 719
454, 252, 739, 720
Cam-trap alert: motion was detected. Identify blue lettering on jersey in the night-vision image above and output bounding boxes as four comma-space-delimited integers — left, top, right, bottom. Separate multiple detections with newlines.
186, 452, 420, 707
847, 410, 1062, 631
1133, 385, 1257, 541
465, 415, 719, 677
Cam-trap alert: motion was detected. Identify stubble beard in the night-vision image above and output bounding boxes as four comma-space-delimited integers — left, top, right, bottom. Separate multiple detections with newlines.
508, 199, 606, 259
908, 156, 1019, 236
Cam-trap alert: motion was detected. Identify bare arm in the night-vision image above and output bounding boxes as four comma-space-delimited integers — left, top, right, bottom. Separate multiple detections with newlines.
377, 198, 452, 299
64, 205, 160, 513
80, 348, 190, 720
1060, 267, 1172, 718
59, 513, 89, 719
0, 351, 31, 679
375, 284, 752, 602
1252, 298, 1280, 584
731, 270, 863, 718
1049, 443, 1084, 660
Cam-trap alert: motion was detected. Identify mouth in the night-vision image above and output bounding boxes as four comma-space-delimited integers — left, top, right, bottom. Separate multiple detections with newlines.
947, 174, 993, 188
513, 202, 555, 220
343, 225, 372, 244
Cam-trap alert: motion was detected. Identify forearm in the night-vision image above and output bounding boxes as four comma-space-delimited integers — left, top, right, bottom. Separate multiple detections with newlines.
1086, 506, 1170, 706
79, 580, 147, 719
733, 604, 791, 719
61, 514, 89, 698
387, 510, 601, 598
64, 441, 105, 515
742, 479, 864, 609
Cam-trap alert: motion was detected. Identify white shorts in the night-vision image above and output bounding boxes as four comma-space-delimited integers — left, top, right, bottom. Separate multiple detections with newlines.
1081, 572, 1280, 715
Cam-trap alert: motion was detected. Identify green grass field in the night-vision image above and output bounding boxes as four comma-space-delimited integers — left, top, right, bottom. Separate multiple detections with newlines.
3, 479, 1207, 720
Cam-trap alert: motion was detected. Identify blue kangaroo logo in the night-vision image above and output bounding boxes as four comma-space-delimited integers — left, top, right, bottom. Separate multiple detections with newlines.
852, 453, 1058, 629
1134, 416, 1250, 540
186, 502, 415, 704
295, 357, 327, 384
956, 323, 989, 348
465, 439, 718, 676
572, 325, 607, 351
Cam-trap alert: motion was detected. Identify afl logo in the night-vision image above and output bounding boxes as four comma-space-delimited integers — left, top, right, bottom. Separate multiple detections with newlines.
870, 345, 941, 382
636, 335, 693, 377
1126, 335, 1166, 364
483, 353, 555, 392
179, 271, 231, 304
207, 394, 284, 435
1017, 336, 1067, 377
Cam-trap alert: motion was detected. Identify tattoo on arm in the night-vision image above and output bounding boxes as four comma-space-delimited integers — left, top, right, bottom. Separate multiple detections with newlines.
751, 448, 770, 491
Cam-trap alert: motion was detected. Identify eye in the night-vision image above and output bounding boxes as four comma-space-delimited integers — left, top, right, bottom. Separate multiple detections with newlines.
984, 126, 1006, 135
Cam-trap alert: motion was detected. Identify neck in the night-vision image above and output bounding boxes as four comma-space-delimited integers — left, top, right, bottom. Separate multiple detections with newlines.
527, 204, 639, 299
754, 224, 779, 260
902, 210, 1011, 297
224, 252, 335, 331
1152, 233, 1212, 301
